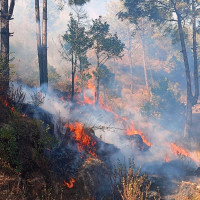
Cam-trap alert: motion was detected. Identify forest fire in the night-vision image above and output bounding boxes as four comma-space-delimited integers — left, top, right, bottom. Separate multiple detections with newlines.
171, 143, 190, 157
170, 143, 200, 163
64, 178, 75, 189
126, 121, 152, 147
64, 122, 97, 157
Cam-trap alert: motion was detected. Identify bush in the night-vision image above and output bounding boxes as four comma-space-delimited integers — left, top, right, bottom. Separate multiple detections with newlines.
112, 160, 157, 200
140, 78, 185, 131
0, 124, 21, 171
0, 116, 57, 174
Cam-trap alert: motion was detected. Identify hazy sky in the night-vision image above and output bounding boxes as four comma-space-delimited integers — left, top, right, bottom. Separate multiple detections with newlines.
9, 0, 116, 75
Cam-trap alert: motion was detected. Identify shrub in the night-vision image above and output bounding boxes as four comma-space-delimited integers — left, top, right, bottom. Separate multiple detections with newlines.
8, 84, 26, 106
112, 160, 156, 200
0, 116, 57, 174
0, 124, 21, 171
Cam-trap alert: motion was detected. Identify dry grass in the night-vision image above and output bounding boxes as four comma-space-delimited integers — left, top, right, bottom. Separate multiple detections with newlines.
166, 181, 200, 200
112, 159, 160, 200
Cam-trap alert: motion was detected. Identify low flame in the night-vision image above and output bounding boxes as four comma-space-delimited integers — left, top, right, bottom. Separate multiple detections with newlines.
171, 143, 190, 157
170, 143, 200, 163
64, 178, 75, 189
65, 122, 97, 157
126, 121, 151, 147
61, 73, 152, 149
0, 98, 15, 113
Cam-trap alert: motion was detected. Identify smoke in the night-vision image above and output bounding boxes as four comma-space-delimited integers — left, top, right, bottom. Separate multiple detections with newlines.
7, 0, 199, 189
11, 80, 198, 181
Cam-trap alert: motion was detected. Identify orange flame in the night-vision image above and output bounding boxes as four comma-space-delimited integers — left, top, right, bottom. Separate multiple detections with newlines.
64, 178, 75, 189
65, 122, 97, 157
170, 143, 200, 163
126, 121, 151, 147
171, 143, 190, 157
65, 72, 152, 150
0, 98, 15, 113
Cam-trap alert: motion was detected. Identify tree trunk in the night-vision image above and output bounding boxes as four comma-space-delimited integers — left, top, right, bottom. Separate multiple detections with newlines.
192, 0, 199, 105
71, 54, 77, 102
141, 34, 150, 99
96, 52, 100, 105
177, 14, 193, 137
0, 0, 15, 97
79, 57, 84, 101
42, 0, 48, 91
71, 71, 75, 102
71, 54, 74, 102
1, 0, 9, 95
127, 24, 134, 93
35, 0, 44, 87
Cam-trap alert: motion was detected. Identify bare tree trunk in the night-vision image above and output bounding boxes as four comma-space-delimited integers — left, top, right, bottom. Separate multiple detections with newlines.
141, 34, 150, 99
42, 0, 48, 90
71, 54, 77, 102
96, 52, 100, 105
192, 0, 199, 105
0, 0, 15, 97
71, 54, 74, 102
35, 0, 44, 87
79, 57, 84, 101
127, 24, 134, 93
177, 14, 193, 137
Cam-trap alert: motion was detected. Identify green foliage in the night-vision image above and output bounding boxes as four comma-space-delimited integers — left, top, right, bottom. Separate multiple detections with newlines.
62, 11, 92, 93
118, 0, 198, 41
89, 16, 125, 60
62, 13, 92, 65
89, 16, 124, 100
0, 115, 57, 173
0, 124, 21, 171
141, 78, 185, 131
